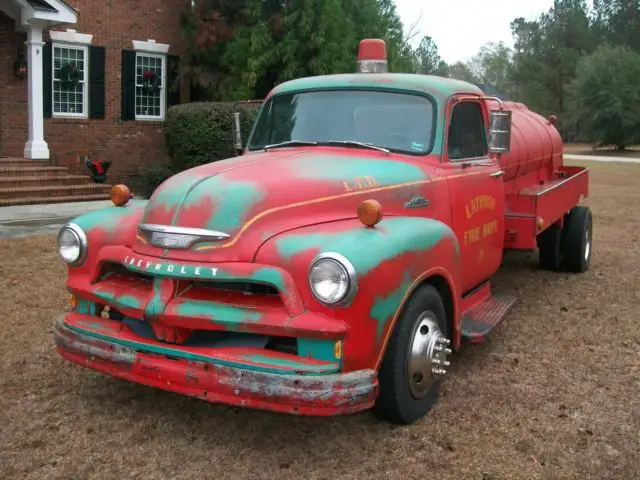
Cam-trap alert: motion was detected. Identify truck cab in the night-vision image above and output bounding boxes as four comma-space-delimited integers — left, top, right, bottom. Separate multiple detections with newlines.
53, 39, 592, 425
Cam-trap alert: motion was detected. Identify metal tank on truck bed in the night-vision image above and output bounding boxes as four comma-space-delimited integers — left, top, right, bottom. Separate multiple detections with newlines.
491, 101, 564, 183
52, 38, 593, 425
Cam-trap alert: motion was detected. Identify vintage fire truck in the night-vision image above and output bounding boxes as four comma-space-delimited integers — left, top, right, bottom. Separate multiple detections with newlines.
54, 39, 591, 424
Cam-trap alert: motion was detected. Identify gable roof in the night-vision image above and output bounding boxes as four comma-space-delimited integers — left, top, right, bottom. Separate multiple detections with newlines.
27, 0, 57, 11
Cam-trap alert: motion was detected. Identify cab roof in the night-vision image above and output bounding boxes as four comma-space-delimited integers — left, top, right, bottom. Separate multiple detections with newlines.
268, 73, 484, 101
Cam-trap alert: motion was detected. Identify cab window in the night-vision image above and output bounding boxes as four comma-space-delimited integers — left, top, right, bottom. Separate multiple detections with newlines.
447, 101, 488, 160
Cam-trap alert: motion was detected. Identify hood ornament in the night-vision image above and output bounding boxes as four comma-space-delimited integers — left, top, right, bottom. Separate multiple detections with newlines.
139, 224, 230, 250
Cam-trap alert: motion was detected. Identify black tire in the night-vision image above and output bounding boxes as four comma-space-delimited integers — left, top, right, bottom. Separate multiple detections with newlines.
537, 223, 563, 271
561, 205, 593, 273
372, 284, 449, 425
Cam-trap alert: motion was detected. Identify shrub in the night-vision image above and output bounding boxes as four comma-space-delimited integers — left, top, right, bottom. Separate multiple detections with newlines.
136, 164, 175, 198
164, 101, 261, 173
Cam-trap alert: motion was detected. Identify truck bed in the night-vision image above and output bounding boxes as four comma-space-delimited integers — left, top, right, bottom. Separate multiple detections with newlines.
503, 165, 589, 250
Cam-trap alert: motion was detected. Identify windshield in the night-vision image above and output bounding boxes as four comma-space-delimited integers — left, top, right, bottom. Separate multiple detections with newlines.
247, 89, 436, 155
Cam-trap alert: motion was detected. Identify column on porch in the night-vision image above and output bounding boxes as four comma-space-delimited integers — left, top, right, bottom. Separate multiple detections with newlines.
23, 20, 49, 160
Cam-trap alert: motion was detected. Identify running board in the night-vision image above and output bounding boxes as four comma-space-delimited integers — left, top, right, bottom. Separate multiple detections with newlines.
460, 288, 518, 344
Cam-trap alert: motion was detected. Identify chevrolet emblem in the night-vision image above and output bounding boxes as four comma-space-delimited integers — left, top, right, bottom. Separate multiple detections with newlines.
138, 224, 230, 250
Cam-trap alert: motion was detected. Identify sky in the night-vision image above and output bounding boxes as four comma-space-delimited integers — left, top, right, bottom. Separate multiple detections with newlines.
394, 0, 557, 64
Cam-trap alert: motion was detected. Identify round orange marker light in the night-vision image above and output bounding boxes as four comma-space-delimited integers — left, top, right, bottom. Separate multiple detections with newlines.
111, 184, 132, 207
358, 199, 383, 227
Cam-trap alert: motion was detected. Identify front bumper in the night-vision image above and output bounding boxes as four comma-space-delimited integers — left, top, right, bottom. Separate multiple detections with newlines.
54, 315, 379, 416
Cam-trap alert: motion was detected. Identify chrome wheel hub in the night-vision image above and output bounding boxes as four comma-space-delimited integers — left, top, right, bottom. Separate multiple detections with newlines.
584, 227, 591, 262
407, 311, 452, 399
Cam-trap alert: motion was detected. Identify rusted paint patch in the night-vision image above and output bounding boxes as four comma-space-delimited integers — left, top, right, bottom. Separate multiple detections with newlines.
54, 314, 377, 416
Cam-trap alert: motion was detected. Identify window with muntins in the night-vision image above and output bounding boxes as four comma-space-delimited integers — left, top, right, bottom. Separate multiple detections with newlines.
135, 53, 165, 119
53, 44, 88, 117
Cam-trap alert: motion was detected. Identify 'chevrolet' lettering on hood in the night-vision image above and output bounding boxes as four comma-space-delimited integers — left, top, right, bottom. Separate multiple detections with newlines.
124, 256, 218, 278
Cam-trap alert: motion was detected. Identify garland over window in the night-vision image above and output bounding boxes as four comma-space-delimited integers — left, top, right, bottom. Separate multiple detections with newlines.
57, 62, 82, 90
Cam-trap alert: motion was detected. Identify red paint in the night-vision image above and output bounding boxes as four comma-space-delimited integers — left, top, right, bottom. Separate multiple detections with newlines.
55, 319, 377, 416
56, 41, 591, 420
358, 39, 387, 61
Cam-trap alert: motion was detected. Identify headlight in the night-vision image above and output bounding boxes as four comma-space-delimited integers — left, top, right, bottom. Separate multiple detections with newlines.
308, 253, 357, 306
57, 223, 87, 265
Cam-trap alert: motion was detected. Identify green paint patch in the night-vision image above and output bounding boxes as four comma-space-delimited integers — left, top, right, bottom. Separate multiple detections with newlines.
241, 354, 337, 374
271, 73, 481, 101
248, 267, 287, 291
66, 323, 337, 375
76, 298, 97, 316
298, 339, 338, 364
72, 200, 146, 233
144, 278, 166, 319
294, 155, 426, 184
143, 170, 202, 218
93, 290, 142, 311
275, 217, 452, 275
117, 295, 142, 309
174, 301, 262, 327
177, 175, 265, 232
370, 272, 413, 341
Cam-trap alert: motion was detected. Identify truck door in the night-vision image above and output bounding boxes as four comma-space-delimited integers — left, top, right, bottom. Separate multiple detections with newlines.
445, 97, 506, 294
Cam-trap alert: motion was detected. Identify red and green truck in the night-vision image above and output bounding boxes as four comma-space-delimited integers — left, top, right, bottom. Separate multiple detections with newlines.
54, 39, 592, 424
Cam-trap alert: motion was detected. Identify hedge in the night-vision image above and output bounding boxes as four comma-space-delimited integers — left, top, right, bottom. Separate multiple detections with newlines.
138, 101, 261, 197
164, 101, 261, 172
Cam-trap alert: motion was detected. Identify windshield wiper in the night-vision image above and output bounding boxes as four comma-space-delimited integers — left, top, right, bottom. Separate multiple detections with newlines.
320, 140, 390, 154
264, 140, 319, 151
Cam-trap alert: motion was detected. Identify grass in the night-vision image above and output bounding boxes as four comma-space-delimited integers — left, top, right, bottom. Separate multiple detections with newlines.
564, 143, 640, 158
1, 159, 639, 479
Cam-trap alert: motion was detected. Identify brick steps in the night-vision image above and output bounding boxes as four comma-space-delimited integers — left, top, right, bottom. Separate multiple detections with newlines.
0, 158, 48, 167
0, 194, 112, 207
0, 184, 111, 200
0, 166, 70, 177
0, 158, 112, 206
0, 175, 93, 187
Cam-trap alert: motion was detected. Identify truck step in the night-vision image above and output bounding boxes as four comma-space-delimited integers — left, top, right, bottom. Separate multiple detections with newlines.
460, 292, 517, 343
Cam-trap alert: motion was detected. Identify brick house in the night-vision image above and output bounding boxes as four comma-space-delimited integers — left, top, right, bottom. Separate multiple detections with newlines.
0, 0, 187, 204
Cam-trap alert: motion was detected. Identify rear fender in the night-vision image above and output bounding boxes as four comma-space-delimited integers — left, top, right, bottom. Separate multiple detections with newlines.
254, 216, 462, 372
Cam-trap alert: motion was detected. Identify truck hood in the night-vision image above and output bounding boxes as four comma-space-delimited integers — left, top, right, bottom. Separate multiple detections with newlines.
133, 148, 432, 262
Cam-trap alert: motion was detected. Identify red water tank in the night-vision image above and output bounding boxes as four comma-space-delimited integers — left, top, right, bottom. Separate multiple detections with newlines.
489, 100, 563, 183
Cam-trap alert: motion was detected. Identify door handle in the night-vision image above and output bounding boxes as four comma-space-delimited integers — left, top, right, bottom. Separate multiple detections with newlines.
489, 170, 505, 178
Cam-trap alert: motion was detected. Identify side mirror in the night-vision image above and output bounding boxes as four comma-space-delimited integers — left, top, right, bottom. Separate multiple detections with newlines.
488, 109, 512, 154
232, 112, 243, 156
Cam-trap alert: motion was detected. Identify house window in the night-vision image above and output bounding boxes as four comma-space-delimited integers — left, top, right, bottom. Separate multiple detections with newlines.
53, 44, 88, 117
135, 53, 165, 120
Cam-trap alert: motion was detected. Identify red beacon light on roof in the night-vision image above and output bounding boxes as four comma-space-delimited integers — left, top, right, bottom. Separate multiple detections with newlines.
357, 38, 388, 74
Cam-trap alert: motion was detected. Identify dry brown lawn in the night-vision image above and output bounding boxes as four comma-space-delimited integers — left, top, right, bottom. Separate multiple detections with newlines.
1, 159, 639, 480
564, 143, 640, 158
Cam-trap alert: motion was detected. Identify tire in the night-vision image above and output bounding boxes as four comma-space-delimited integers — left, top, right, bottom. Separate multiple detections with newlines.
537, 223, 563, 271
372, 284, 451, 425
561, 205, 593, 273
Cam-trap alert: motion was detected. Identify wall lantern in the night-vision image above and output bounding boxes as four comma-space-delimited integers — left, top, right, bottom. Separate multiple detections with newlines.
14, 49, 27, 80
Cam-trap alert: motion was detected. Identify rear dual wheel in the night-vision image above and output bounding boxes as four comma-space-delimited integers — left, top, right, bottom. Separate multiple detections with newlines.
537, 205, 593, 273
372, 284, 451, 425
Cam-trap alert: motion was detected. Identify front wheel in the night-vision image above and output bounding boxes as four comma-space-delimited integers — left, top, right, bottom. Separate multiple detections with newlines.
372, 284, 451, 425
